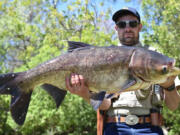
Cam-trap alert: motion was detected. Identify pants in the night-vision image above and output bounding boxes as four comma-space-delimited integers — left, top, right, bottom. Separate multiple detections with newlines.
103, 123, 164, 135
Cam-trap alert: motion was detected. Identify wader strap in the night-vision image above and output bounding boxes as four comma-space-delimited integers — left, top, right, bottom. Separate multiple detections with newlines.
97, 109, 105, 135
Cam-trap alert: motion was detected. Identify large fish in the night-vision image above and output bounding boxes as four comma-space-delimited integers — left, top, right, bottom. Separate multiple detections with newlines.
0, 41, 180, 125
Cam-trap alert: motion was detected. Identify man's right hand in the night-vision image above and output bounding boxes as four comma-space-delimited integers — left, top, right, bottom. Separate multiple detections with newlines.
65, 73, 91, 102
65, 73, 112, 110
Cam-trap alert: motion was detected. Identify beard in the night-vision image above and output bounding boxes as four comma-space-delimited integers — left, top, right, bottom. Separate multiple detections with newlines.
119, 32, 139, 46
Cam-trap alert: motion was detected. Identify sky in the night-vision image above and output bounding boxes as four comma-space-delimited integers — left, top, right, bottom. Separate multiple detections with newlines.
96, 0, 143, 27
57, 0, 142, 20
58, 0, 142, 33
56, 0, 143, 39
101, 0, 142, 16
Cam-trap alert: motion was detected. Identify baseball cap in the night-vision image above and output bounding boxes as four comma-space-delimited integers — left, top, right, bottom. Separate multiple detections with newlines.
112, 7, 141, 23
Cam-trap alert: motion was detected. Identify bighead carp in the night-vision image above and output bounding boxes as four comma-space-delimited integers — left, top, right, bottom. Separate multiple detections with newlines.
0, 41, 180, 125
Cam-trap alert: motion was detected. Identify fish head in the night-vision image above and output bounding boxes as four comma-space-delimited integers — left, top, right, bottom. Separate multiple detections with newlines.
129, 49, 180, 84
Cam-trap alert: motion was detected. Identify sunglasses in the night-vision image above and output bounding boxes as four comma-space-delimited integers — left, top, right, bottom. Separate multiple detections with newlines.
116, 20, 140, 29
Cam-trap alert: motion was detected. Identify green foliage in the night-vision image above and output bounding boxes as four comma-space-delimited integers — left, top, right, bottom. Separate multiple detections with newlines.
142, 0, 180, 64
142, 0, 180, 134
0, 0, 116, 134
0, 96, 14, 135
6, 89, 96, 135
1, 0, 179, 134
162, 105, 180, 135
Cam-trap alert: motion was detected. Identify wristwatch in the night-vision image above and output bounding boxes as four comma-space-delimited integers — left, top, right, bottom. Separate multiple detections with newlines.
163, 83, 175, 91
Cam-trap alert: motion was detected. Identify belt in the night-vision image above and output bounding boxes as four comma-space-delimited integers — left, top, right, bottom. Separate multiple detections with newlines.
106, 115, 151, 125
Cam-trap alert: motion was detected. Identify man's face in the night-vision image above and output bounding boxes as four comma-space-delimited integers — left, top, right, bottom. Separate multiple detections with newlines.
115, 15, 142, 46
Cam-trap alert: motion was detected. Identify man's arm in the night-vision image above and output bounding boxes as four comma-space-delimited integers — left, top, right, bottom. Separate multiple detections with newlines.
65, 73, 111, 110
164, 89, 180, 110
159, 76, 180, 110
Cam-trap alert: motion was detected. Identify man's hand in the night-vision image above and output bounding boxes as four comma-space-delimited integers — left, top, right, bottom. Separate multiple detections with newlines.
65, 73, 113, 110
65, 73, 91, 101
159, 76, 180, 110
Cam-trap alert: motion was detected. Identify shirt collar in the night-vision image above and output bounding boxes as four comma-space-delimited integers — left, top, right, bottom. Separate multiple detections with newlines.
118, 42, 142, 47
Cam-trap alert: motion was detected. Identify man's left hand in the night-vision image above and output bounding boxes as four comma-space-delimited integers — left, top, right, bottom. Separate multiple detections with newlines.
159, 76, 176, 89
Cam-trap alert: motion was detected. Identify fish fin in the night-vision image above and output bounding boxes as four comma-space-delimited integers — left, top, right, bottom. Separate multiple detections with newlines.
105, 93, 114, 98
105, 93, 118, 99
0, 72, 32, 125
90, 91, 106, 110
119, 77, 137, 93
41, 84, 67, 108
67, 41, 93, 52
10, 88, 32, 125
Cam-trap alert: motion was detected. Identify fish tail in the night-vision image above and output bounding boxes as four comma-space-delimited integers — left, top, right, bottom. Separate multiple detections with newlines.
0, 72, 32, 125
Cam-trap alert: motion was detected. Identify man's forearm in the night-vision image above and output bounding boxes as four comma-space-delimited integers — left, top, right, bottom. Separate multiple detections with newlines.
164, 88, 180, 110
82, 92, 111, 110
98, 98, 111, 110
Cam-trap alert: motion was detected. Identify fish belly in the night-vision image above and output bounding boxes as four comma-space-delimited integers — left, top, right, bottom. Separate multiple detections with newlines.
81, 68, 130, 93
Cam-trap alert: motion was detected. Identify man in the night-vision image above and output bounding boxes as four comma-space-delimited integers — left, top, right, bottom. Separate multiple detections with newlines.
65, 7, 180, 135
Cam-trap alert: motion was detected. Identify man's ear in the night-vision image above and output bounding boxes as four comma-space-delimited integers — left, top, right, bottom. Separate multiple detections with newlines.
115, 25, 118, 31
139, 23, 143, 31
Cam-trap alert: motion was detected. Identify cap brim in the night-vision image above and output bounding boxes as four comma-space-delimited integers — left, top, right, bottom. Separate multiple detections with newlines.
112, 9, 140, 23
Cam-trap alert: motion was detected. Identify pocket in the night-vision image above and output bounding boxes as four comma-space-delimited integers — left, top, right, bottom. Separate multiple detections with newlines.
151, 85, 164, 106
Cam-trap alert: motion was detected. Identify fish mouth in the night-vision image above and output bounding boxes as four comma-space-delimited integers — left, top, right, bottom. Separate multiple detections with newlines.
169, 67, 180, 76
170, 59, 176, 68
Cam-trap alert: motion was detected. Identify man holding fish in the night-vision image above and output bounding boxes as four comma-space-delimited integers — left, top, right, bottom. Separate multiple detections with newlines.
66, 7, 180, 135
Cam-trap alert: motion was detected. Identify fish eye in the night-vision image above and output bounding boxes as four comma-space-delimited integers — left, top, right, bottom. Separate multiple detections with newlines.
162, 66, 168, 74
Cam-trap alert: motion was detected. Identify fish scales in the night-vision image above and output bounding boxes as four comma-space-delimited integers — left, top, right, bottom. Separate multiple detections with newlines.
19, 46, 134, 92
